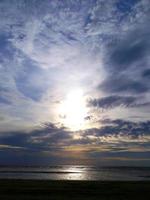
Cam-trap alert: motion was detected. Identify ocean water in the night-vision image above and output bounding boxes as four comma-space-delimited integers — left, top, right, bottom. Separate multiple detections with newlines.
0, 165, 150, 181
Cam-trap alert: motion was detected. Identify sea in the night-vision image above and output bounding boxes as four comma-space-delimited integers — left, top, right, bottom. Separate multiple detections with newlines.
0, 165, 150, 181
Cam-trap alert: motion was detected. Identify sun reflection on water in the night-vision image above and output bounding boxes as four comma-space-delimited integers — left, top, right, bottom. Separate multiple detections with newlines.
60, 166, 89, 180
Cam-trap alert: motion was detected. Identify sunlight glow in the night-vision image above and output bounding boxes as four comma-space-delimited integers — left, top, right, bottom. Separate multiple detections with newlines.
59, 89, 88, 130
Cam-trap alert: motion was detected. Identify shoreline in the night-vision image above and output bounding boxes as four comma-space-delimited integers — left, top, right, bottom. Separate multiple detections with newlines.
0, 179, 150, 200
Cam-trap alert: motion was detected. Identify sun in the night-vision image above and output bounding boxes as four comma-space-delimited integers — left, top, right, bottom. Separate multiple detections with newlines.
58, 89, 87, 131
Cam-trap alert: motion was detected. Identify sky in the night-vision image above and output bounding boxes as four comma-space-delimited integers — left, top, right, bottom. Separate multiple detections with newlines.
0, 0, 150, 166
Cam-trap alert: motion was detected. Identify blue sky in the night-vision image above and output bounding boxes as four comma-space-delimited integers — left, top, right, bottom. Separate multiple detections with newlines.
0, 0, 150, 166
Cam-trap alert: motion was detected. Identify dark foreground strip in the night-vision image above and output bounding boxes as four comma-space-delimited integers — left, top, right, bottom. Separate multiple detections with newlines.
0, 179, 150, 200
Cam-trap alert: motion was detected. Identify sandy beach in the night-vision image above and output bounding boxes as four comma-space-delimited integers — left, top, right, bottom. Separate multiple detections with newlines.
0, 179, 150, 200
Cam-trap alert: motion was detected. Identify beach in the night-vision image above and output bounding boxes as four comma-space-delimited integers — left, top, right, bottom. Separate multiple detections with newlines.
0, 179, 150, 200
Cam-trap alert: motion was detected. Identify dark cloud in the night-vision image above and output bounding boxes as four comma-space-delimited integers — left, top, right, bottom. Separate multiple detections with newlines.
100, 24, 150, 95
116, 0, 140, 13
0, 122, 74, 165
0, 119, 150, 165
15, 58, 50, 101
110, 35, 148, 70
100, 75, 149, 94
1, 119, 150, 151
84, 115, 92, 120
0, 34, 14, 59
88, 95, 150, 110
142, 69, 150, 78
0, 96, 11, 105
82, 119, 150, 139
107, 27, 150, 72
88, 95, 136, 109
0, 123, 71, 152
0, 133, 28, 147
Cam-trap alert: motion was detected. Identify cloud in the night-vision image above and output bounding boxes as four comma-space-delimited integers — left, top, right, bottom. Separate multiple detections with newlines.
0, 0, 105, 132
100, 75, 149, 94
88, 95, 136, 109
0, 0, 150, 165
116, 0, 140, 13
1, 119, 150, 152
0, 118, 150, 165
96, 119, 150, 137
108, 28, 150, 71
142, 69, 150, 78
0, 144, 25, 150
14, 58, 51, 101
88, 95, 150, 110
99, 2, 150, 96
0, 123, 72, 152
0, 96, 11, 105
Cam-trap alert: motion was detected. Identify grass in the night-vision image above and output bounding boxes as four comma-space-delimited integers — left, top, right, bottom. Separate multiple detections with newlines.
0, 179, 150, 199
